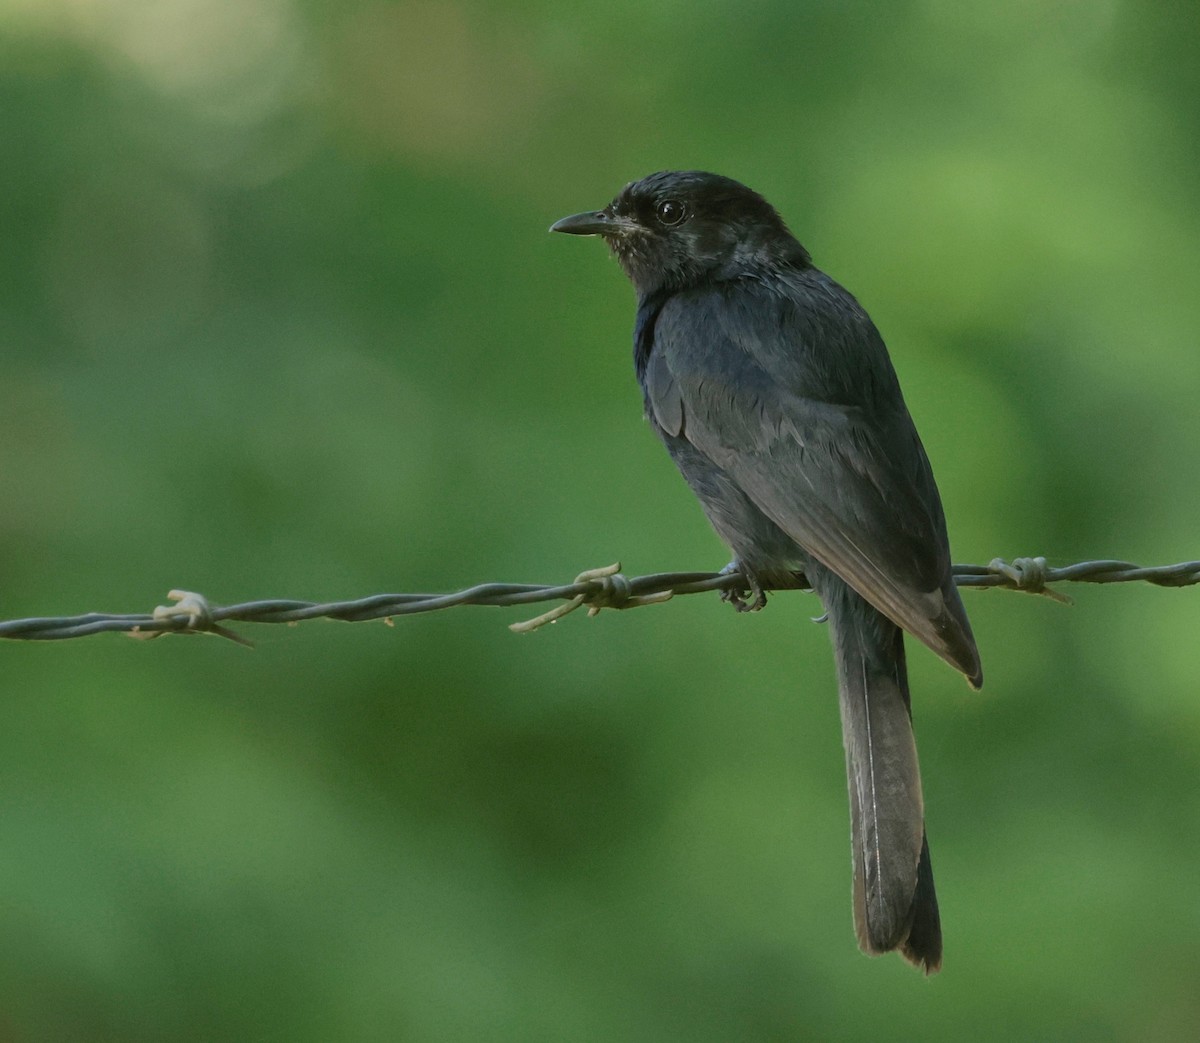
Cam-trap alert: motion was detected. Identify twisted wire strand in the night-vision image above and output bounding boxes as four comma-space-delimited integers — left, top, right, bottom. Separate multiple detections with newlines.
1, 556, 1196, 645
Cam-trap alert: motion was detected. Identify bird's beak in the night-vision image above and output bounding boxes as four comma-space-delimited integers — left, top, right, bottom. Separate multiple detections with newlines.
549, 209, 637, 237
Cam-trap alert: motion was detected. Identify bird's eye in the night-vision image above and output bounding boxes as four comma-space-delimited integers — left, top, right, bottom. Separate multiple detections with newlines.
656, 199, 686, 226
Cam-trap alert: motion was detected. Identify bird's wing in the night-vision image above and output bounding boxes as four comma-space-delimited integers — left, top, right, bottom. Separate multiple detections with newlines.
646, 279, 979, 681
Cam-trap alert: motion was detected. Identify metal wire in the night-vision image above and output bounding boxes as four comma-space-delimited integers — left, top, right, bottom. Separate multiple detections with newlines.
1, 556, 1196, 645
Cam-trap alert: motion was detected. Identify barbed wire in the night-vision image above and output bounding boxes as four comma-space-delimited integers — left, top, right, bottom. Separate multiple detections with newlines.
1, 556, 1196, 646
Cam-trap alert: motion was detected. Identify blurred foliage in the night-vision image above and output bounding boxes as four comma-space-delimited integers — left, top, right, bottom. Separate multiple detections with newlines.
2, 0, 1199, 1039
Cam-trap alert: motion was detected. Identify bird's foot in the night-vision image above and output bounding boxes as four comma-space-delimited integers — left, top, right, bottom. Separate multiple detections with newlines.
718, 561, 767, 613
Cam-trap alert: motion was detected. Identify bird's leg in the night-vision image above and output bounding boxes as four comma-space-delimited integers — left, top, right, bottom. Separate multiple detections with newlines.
718, 560, 768, 612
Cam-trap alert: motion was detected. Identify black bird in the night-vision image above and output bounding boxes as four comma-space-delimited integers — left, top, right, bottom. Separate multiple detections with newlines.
551, 171, 981, 973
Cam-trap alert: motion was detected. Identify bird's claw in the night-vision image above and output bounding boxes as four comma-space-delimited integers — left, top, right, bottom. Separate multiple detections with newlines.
718, 562, 767, 612
721, 588, 765, 612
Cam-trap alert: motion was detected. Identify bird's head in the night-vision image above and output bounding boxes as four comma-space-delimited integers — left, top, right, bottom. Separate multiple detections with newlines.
551, 171, 810, 296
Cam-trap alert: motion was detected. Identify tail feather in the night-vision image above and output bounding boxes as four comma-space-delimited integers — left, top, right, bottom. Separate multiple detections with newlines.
901, 834, 942, 974
816, 570, 943, 973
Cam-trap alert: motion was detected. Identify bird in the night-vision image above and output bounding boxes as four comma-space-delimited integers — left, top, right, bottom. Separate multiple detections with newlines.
550, 171, 981, 974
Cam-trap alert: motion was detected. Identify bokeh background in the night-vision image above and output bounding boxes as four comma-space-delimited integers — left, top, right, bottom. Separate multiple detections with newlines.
3, 1, 1199, 1039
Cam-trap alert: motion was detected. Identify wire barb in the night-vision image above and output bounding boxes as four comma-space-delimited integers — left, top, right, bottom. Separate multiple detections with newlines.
986, 557, 1073, 604
153, 590, 213, 629
508, 563, 674, 633
129, 589, 256, 647
0, 556, 1197, 644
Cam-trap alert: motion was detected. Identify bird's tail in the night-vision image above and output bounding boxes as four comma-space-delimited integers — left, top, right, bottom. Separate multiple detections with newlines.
814, 572, 943, 974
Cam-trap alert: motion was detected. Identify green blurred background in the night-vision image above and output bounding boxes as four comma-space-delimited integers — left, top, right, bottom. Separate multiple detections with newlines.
3, 1, 1199, 1039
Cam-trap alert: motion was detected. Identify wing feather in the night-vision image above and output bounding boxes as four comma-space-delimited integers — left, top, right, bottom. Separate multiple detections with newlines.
646, 275, 980, 682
